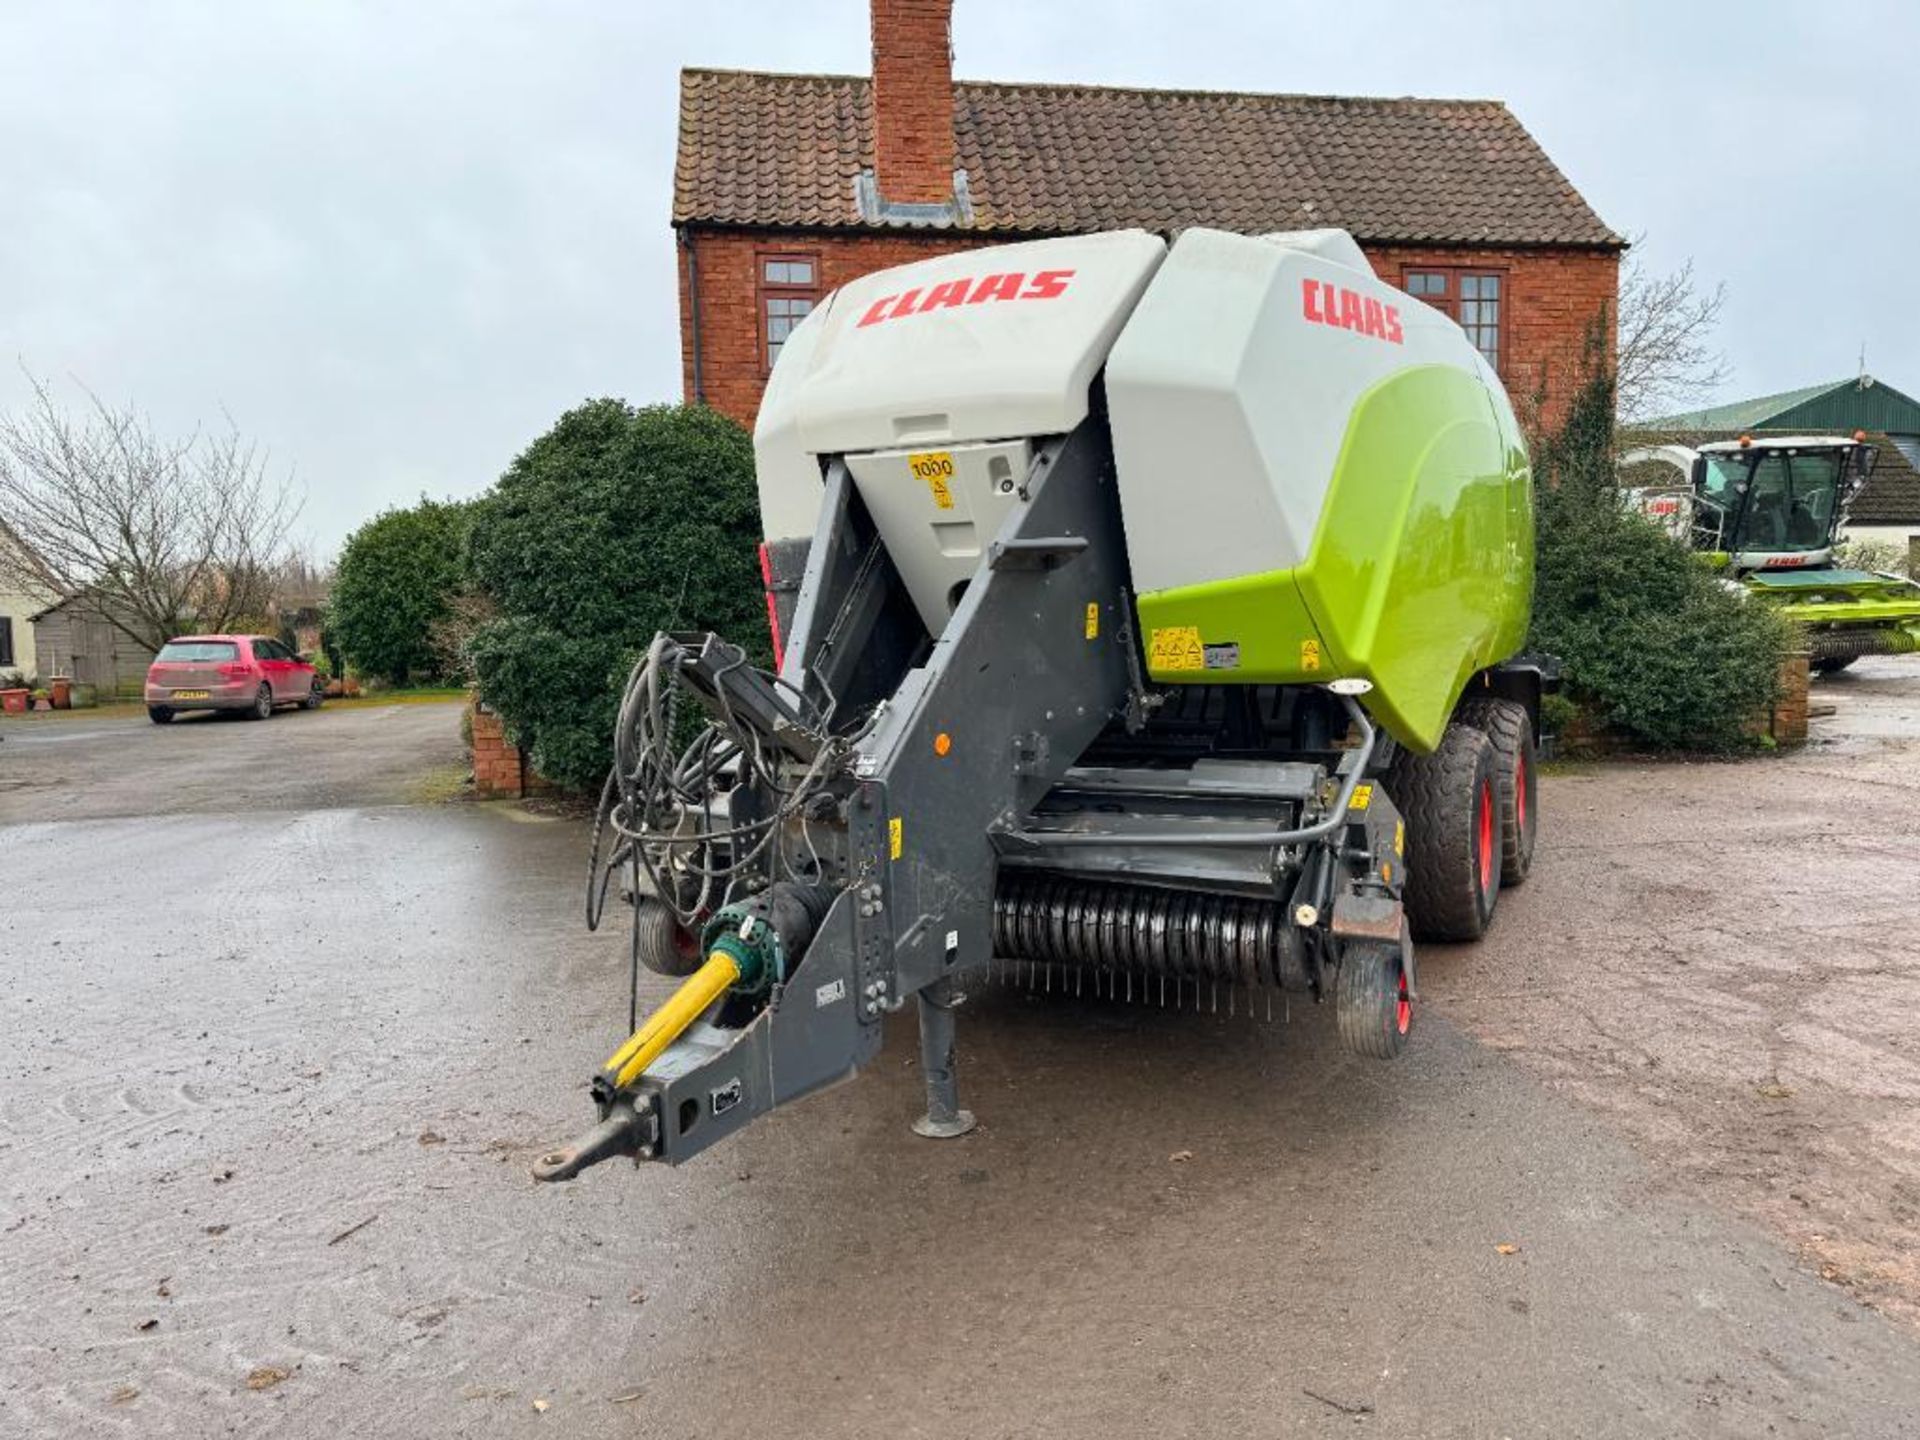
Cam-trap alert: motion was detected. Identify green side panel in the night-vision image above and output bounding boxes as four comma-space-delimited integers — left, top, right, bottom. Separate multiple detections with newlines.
1137, 364, 1532, 754
1135, 569, 1329, 683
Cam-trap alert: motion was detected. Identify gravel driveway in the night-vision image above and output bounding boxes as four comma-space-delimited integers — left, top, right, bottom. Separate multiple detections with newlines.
4, 677, 1920, 1438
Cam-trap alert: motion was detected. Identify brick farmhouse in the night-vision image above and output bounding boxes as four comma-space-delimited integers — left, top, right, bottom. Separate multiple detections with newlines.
674, 0, 1622, 435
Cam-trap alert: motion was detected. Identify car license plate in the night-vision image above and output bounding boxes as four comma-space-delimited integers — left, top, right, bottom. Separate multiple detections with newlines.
173, 689, 209, 700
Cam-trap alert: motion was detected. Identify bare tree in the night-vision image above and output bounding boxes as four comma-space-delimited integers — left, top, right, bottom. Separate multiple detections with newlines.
1614, 245, 1731, 425
0, 372, 301, 652
426, 586, 498, 686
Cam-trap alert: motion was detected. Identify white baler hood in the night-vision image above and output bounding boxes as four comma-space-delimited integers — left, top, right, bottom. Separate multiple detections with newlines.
754, 230, 1166, 541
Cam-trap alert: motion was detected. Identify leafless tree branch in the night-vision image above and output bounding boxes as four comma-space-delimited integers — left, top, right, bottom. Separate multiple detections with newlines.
1615, 239, 1730, 424
0, 370, 302, 652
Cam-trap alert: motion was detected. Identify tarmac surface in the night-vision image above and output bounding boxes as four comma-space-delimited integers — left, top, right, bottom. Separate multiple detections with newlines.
3, 671, 1919, 1438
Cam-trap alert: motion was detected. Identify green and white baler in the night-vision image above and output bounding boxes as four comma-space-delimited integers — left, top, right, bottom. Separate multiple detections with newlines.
536, 226, 1552, 1179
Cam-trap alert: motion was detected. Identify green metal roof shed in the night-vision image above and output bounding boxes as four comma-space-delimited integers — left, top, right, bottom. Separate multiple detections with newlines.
1651, 375, 1920, 440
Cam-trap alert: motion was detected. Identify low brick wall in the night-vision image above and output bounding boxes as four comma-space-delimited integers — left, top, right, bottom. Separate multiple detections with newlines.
468, 697, 553, 799
1768, 653, 1810, 746
1559, 650, 1811, 755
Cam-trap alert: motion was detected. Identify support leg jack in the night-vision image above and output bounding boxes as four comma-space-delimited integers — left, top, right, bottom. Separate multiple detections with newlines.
911, 978, 977, 1139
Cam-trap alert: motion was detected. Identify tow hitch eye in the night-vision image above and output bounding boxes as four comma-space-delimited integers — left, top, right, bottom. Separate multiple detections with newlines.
532, 1099, 659, 1182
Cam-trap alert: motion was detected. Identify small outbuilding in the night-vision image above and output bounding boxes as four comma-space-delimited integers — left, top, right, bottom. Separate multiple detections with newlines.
30, 592, 158, 698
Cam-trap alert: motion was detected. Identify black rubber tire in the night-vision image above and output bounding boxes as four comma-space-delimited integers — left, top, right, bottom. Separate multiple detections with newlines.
1812, 655, 1857, 675
148, 706, 174, 725
247, 683, 273, 721
1457, 696, 1537, 888
303, 681, 324, 710
1335, 939, 1410, 1059
1387, 721, 1502, 942
635, 898, 706, 978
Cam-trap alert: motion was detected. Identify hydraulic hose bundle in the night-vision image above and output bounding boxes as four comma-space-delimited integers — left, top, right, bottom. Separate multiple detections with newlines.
580, 632, 851, 1106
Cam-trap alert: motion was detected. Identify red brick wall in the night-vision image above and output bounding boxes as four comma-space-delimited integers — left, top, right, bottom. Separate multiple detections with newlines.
681, 227, 1619, 439
681, 228, 981, 427
1364, 243, 1620, 434
870, 0, 955, 204
468, 697, 553, 799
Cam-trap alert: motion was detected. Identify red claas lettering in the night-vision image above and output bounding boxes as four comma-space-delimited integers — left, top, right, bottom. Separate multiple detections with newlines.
1299, 278, 1404, 347
854, 269, 1075, 328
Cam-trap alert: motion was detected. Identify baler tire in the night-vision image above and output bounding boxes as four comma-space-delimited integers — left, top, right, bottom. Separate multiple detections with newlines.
1388, 722, 1502, 942
1812, 655, 1857, 675
635, 898, 706, 979
1457, 696, 1537, 887
1335, 939, 1410, 1059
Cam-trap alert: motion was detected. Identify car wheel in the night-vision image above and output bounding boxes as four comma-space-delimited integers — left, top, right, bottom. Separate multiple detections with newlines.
303, 681, 324, 710
248, 683, 273, 720
148, 706, 174, 725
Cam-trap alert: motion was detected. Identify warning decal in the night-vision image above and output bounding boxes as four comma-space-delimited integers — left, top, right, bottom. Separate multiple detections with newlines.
1084, 602, 1100, 640
1299, 638, 1323, 672
908, 451, 956, 510
888, 816, 903, 861
1148, 625, 1206, 672
1349, 783, 1374, 812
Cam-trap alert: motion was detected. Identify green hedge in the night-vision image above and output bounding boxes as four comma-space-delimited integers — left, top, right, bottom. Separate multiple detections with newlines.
330, 497, 475, 685
467, 401, 765, 790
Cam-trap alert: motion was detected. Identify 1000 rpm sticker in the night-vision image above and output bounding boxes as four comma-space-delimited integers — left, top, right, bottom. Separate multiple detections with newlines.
908, 451, 956, 510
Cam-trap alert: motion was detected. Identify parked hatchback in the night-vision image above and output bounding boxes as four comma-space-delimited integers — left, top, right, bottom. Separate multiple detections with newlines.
145, 635, 322, 724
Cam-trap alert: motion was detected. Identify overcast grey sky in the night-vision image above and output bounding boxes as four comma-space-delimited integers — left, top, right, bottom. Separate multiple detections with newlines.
2, 1, 1913, 554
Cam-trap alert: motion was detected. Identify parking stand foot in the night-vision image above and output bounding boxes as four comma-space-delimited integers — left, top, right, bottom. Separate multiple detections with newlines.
912, 978, 977, 1139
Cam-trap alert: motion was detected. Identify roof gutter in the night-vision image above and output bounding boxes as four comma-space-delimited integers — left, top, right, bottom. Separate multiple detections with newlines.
678, 225, 705, 406
670, 216, 1627, 251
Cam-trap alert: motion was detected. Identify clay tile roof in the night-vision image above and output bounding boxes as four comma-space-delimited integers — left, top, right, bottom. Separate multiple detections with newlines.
675, 68, 1622, 247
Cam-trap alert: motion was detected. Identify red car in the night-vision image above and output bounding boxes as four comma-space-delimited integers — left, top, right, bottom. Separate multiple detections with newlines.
145, 634, 323, 724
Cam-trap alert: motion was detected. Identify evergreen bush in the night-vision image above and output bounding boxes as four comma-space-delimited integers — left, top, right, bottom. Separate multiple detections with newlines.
1529, 348, 1792, 752
466, 401, 764, 790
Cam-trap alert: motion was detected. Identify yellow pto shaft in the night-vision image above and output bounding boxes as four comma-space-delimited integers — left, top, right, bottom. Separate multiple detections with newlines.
603, 951, 741, 1091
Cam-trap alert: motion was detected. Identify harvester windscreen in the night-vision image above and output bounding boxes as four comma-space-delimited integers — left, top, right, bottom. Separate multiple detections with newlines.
1702, 450, 1844, 554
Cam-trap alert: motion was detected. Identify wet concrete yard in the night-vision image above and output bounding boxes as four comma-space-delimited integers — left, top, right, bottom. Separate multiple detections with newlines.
4, 676, 1920, 1437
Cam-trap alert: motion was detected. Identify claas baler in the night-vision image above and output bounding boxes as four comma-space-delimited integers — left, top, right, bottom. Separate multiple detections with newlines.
535, 226, 1552, 1179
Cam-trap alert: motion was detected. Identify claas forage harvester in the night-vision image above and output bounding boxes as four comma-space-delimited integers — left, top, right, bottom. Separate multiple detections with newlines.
536, 226, 1554, 1179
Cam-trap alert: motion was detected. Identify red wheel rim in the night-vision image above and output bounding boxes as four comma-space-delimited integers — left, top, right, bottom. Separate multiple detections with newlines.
1515, 751, 1527, 832
1395, 967, 1411, 1035
1477, 778, 1495, 895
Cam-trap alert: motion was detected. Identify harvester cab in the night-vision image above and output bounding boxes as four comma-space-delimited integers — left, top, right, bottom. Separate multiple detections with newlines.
534, 227, 1553, 1181
1622, 435, 1920, 671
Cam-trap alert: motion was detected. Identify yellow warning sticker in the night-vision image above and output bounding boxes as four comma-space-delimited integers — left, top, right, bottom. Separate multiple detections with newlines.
1299, 638, 1323, 672
1349, 783, 1373, 812
1149, 625, 1206, 672
888, 816, 903, 861
908, 451, 956, 510
1394, 820, 1405, 856
1084, 602, 1100, 640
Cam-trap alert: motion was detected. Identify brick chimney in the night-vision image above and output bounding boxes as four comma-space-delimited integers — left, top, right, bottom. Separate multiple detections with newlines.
870, 0, 955, 206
